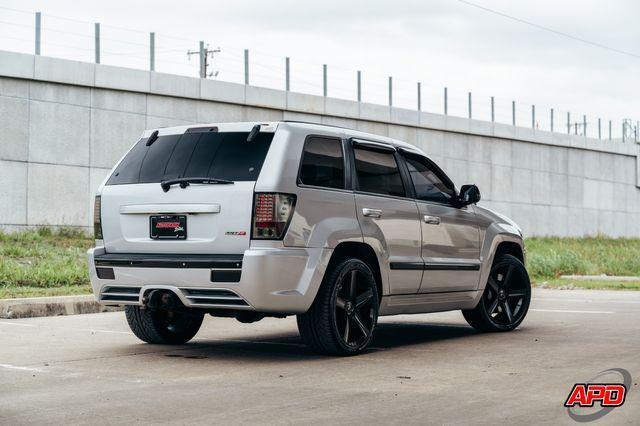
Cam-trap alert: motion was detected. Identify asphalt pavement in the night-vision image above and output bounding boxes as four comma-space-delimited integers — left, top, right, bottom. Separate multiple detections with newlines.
1, 288, 638, 425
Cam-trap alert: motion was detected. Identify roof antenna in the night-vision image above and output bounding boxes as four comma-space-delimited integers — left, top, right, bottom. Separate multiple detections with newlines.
146, 130, 159, 146
246, 124, 261, 142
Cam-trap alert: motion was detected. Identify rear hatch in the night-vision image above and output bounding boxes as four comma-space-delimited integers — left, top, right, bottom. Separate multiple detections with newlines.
99, 123, 276, 254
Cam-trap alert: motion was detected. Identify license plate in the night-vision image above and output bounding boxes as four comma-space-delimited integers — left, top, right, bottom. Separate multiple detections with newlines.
150, 215, 187, 240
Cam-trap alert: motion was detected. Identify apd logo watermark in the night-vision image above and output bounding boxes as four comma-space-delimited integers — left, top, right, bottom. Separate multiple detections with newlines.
564, 368, 632, 422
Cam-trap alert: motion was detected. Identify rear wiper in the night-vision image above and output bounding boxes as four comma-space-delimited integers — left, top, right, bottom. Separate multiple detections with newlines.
161, 177, 234, 192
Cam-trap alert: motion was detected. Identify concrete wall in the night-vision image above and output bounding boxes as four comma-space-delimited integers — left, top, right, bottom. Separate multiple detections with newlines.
1, 50, 639, 237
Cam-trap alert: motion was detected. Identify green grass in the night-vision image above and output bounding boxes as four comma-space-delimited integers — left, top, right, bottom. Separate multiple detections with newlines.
525, 236, 640, 277
1, 230, 640, 299
0, 284, 93, 299
0, 227, 93, 299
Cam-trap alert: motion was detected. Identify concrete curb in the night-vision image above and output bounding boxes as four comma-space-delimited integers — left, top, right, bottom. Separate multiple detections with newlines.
0, 295, 122, 319
560, 274, 640, 282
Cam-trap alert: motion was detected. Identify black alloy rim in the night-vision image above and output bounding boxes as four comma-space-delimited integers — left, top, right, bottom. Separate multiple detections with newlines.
483, 262, 529, 326
334, 269, 376, 347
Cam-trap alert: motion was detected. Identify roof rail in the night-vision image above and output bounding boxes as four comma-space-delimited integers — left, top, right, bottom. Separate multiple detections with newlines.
280, 120, 356, 132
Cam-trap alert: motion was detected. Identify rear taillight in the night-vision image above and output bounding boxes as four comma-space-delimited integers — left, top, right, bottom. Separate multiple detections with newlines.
252, 193, 296, 240
94, 195, 103, 240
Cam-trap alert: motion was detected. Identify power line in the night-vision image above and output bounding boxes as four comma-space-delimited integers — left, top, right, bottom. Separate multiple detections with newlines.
0, 5, 32, 14
456, 0, 640, 60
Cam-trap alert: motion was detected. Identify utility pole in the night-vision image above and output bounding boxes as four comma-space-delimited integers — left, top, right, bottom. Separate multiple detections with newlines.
622, 119, 637, 143
187, 42, 221, 79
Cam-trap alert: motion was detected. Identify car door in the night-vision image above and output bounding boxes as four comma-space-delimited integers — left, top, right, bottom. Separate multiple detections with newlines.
351, 140, 423, 295
400, 151, 481, 293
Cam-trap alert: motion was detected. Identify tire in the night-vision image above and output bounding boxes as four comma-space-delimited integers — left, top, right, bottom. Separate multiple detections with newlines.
463, 254, 531, 332
125, 305, 204, 344
297, 258, 379, 356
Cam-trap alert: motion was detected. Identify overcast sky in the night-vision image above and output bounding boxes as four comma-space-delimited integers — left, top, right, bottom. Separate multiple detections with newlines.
1, 0, 638, 135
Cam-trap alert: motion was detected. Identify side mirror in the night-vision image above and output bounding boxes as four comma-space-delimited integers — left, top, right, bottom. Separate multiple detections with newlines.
457, 184, 481, 207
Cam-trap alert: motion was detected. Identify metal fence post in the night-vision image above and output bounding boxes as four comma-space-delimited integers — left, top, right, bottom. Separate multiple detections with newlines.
199, 41, 205, 78
532, 105, 536, 129
357, 71, 362, 102
551, 108, 554, 132
598, 118, 601, 139
567, 112, 571, 134
490, 96, 495, 122
285, 57, 290, 91
388, 76, 393, 107
444, 87, 448, 115
244, 49, 249, 85
417, 82, 421, 111
94, 23, 100, 64
35, 12, 41, 55
468, 92, 472, 119
323, 64, 328, 97
149, 32, 155, 71
583, 115, 587, 137
609, 120, 612, 140
512, 101, 516, 126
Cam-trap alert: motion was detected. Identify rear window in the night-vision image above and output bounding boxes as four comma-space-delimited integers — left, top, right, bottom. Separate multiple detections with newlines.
107, 131, 273, 185
299, 137, 345, 189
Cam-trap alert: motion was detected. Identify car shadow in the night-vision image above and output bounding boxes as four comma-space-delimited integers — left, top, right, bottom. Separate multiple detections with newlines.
370, 322, 478, 349
146, 322, 479, 361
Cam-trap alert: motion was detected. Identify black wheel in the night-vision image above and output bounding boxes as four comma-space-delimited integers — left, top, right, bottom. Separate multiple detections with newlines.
463, 254, 531, 332
297, 258, 379, 356
125, 305, 204, 344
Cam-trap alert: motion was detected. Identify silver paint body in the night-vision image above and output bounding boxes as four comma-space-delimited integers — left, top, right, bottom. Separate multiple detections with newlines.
88, 121, 525, 316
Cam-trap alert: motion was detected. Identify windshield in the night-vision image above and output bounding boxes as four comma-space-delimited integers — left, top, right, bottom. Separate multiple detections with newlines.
106, 131, 274, 185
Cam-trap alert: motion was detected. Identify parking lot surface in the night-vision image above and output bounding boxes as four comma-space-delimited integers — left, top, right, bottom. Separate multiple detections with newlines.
1, 288, 638, 425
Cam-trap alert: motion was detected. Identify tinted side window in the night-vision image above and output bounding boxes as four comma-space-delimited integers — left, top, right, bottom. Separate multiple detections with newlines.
404, 154, 455, 203
354, 147, 405, 197
299, 137, 345, 189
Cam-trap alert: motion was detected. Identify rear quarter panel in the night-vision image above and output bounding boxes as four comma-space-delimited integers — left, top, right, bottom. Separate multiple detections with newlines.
257, 124, 363, 249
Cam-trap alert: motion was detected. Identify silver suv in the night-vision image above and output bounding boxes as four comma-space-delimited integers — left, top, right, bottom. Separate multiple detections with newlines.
88, 121, 530, 355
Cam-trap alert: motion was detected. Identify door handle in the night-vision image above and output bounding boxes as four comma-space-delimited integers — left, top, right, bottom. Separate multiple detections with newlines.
362, 208, 382, 218
423, 215, 441, 225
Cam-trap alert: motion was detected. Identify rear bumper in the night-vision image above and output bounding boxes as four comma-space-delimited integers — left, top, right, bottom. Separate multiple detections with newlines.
87, 246, 331, 314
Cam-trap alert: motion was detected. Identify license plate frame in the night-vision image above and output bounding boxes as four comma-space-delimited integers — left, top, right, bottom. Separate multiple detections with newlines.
150, 215, 187, 240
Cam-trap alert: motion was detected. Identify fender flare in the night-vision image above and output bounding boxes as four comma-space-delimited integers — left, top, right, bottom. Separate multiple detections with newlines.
472, 228, 525, 307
